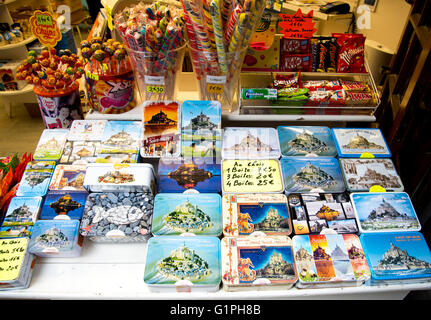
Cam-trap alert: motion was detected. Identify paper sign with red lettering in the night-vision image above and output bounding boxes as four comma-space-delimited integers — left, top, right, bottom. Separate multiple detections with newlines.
279, 9, 317, 39
30, 10, 62, 47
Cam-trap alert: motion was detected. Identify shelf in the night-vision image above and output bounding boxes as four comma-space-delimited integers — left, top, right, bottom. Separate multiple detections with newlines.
0, 36, 37, 51
282, 2, 354, 21
0, 83, 33, 96
85, 103, 144, 121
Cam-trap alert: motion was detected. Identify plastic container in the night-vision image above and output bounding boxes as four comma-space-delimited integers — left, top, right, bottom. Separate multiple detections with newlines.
350, 192, 421, 234
33, 129, 69, 161
28, 220, 83, 257
16, 161, 56, 197
48, 164, 87, 191
40, 191, 88, 220
222, 193, 292, 237
361, 231, 431, 285
293, 234, 371, 289
2, 196, 42, 226
339, 158, 404, 192
277, 126, 337, 157
67, 120, 107, 141
152, 193, 222, 236
144, 236, 221, 292
221, 236, 297, 291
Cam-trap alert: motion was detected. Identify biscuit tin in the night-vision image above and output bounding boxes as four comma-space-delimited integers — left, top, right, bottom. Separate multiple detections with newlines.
33, 129, 69, 161
16, 161, 56, 197
67, 120, 107, 141
3, 196, 42, 226
98, 120, 142, 154
60, 141, 100, 164
49, 164, 87, 191
40, 190, 88, 220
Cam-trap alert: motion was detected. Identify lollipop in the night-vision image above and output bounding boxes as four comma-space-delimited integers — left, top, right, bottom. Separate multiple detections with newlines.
114, 48, 126, 74
91, 43, 102, 53
28, 50, 38, 57
27, 56, 37, 65
80, 40, 90, 48
91, 36, 103, 44
94, 49, 107, 73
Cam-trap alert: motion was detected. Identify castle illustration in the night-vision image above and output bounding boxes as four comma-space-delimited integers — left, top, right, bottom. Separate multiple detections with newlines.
376, 242, 431, 271
145, 110, 177, 126
288, 131, 329, 153
184, 111, 217, 130
343, 134, 384, 150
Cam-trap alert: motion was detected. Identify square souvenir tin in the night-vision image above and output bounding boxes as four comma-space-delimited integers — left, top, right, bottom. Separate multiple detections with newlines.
16, 161, 56, 197
84, 163, 156, 194
350, 192, 420, 233
67, 120, 107, 141
331, 128, 391, 158
277, 126, 337, 157
40, 190, 88, 220
222, 159, 284, 194
28, 220, 82, 257
144, 236, 221, 292
49, 164, 87, 191
360, 232, 431, 285
222, 193, 292, 237
181, 100, 221, 134
152, 193, 222, 236
33, 129, 69, 161
98, 120, 142, 154
222, 127, 281, 159
181, 138, 221, 158
95, 152, 138, 164
141, 100, 181, 158
158, 157, 221, 193
339, 158, 404, 192
60, 141, 100, 164
293, 234, 371, 289
221, 236, 297, 291
3, 196, 42, 226
280, 157, 345, 194
80, 192, 153, 242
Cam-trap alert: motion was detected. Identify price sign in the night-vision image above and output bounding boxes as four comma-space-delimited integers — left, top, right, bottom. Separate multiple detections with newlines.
0, 238, 27, 281
30, 10, 62, 47
279, 9, 317, 39
147, 85, 165, 94
85, 71, 99, 81
207, 84, 224, 94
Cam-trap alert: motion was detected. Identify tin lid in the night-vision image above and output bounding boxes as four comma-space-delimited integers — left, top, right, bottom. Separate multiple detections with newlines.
292, 234, 371, 285
144, 236, 221, 288
3, 196, 43, 226
277, 126, 337, 157
49, 164, 87, 191
181, 101, 222, 133
222, 193, 292, 237
67, 120, 107, 141
40, 190, 88, 220
33, 129, 69, 161
350, 192, 421, 233
280, 157, 345, 193
360, 231, 431, 281
221, 236, 297, 288
16, 161, 56, 197
99, 120, 142, 154
152, 193, 222, 236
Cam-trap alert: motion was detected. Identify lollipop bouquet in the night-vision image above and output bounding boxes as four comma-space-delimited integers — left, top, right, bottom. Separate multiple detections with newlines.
114, 1, 187, 101
181, 0, 266, 112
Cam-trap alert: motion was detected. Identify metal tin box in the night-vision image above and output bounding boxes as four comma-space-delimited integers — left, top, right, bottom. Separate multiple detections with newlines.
222, 193, 292, 237
60, 141, 100, 164
152, 193, 222, 236
3, 196, 42, 226
67, 120, 107, 141
33, 129, 69, 161
16, 161, 56, 197
40, 190, 88, 220
221, 236, 297, 291
49, 164, 87, 191
144, 236, 221, 292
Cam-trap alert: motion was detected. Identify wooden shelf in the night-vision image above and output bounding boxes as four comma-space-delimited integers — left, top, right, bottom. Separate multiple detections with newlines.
0, 36, 37, 51
282, 2, 353, 21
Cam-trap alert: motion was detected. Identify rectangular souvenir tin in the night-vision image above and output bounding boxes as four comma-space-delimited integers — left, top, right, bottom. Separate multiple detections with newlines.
33, 129, 69, 161
0, 225, 33, 238
95, 152, 139, 164
60, 141, 100, 164
83, 163, 156, 194
144, 236, 221, 292
293, 234, 371, 289
277, 126, 337, 157
222, 193, 292, 237
222, 159, 284, 194
98, 120, 142, 154
48, 164, 87, 191
79, 192, 153, 243
331, 128, 391, 158
141, 100, 181, 158
222, 127, 281, 159
67, 120, 107, 141
181, 100, 222, 135
360, 231, 431, 285
3, 196, 42, 226
221, 236, 297, 291
152, 193, 222, 236
350, 192, 421, 233
40, 190, 88, 220
181, 138, 221, 158
16, 161, 56, 197
339, 158, 404, 192
280, 157, 345, 194
157, 157, 221, 193
28, 220, 82, 257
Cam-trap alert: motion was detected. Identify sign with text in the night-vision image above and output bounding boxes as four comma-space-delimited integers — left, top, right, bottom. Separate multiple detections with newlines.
0, 238, 27, 281
30, 10, 62, 47
279, 9, 317, 39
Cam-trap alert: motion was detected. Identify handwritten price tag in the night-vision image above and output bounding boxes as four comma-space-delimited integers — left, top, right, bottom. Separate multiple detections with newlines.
0, 238, 27, 281
279, 9, 317, 39
207, 84, 224, 94
146, 85, 165, 94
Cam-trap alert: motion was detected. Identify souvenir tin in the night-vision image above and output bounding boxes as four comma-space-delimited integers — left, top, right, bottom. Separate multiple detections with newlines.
350, 192, 421, 233
222, 193, 292, 237
141, 100, 181, 158
84, 163, 156, 194
49, 164, 87, 191
40, 191, 88, 220
181, 100, 222, 134
331, 128, 391, 158
339, 158, 404, 192
288, 192, 358, 235
361, 231, 431, 285
221, 236, 297, 291
0, 225, 33, 238
2, 196, 42, 226
152, 193, 222, 236
280, 157, 345, 194
98, 120, 142, 154
293, 234, 371, 289
28, 220, 83, 257
222, 159, 284, 194
80, 192, 153, 242
158, 157, 221, 193
67, 120, 107, 141
277, 126, 337, 157
33, 129, 69, 161
95, 152, 138, 164
181, 138, 221, 158
222, 127, 281, 159
60, 141, 100, 164
144, 236, 221, 292
16, 161, 56, 197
